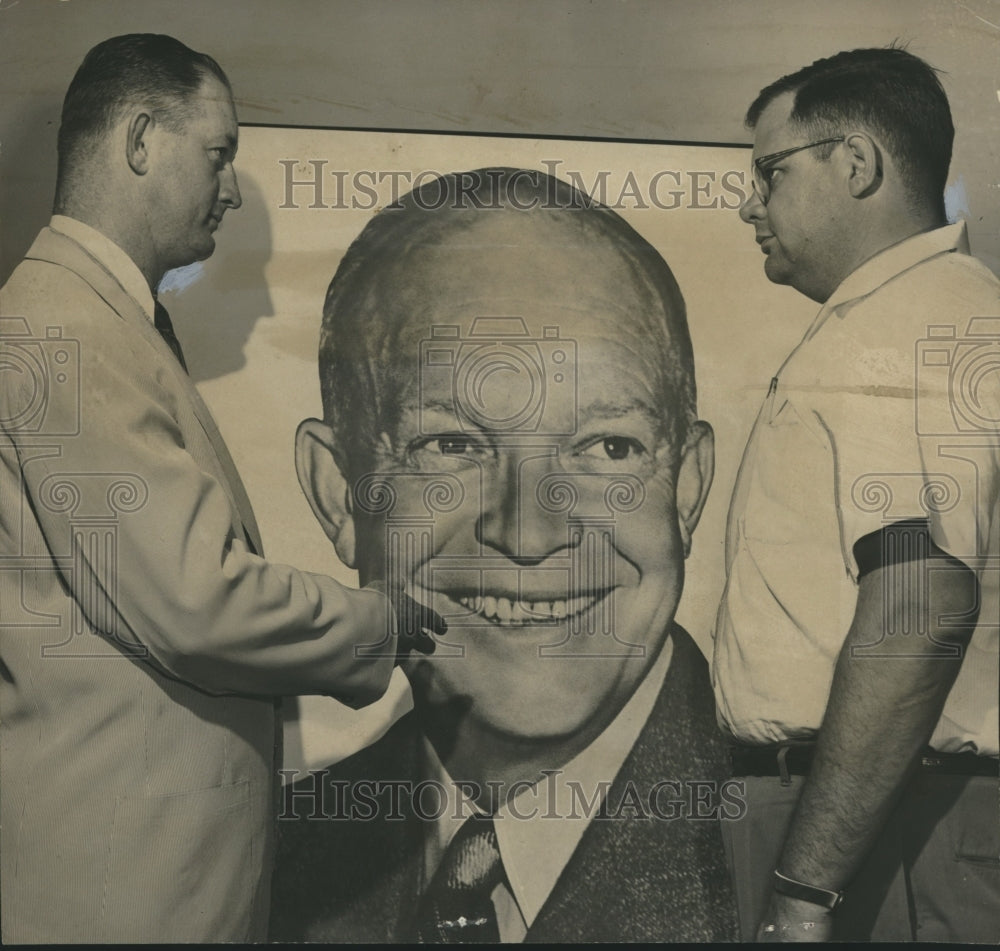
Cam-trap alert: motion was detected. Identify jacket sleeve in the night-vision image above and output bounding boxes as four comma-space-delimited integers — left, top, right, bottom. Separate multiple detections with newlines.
3, 301, 396, 704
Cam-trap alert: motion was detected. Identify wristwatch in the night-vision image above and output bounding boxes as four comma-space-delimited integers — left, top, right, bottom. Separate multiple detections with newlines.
773, 870, 845, 910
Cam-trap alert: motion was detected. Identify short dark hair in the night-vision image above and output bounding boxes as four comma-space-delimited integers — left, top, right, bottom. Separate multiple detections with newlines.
746, 46, 953, 211
56, 34, 230, 187
317, 167, 696, 481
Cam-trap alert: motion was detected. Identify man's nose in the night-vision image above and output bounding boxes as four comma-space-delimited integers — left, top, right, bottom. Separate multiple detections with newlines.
475, 451, 570, 566
739, 181, 764, 223
221, 165, 242, 210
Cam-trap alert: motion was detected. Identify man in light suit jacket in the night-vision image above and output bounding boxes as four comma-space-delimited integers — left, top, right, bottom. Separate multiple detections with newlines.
271, 169, 739, 942
0, 34, 441, 944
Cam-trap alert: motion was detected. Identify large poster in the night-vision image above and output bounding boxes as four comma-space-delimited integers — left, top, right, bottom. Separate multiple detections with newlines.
160, 128, 815, 771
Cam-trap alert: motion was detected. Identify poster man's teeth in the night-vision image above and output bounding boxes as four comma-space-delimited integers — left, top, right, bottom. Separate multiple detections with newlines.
456, 593, 601, 623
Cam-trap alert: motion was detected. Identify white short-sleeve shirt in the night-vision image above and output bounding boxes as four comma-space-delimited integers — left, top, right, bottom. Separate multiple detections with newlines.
713, 223, 999, 754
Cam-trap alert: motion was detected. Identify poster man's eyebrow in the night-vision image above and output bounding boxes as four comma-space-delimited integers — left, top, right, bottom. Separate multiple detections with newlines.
578, 398, 662, 425
418, 398, 460, 415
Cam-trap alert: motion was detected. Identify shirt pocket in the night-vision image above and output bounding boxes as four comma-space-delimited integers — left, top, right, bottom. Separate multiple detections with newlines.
743, 397, 834, 548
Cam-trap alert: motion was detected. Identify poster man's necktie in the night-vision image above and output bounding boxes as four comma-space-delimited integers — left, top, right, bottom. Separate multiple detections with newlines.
153, 299, 188, 372
413, 814, 507, 943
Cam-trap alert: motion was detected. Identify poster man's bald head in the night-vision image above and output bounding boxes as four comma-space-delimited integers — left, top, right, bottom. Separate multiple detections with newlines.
315, 168, 696, 481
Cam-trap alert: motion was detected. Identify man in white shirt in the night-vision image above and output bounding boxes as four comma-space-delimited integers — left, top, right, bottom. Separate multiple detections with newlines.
0, 33, 441, 943
714, 46, 999, 942
270, 167, 739, 942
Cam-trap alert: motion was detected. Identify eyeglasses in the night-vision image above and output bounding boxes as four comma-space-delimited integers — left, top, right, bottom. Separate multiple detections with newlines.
750, 136, 845, 205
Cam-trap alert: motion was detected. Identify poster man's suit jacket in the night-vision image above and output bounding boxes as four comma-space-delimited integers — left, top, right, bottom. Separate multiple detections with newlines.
271, 625, 739, 943
0, 228, 389, 943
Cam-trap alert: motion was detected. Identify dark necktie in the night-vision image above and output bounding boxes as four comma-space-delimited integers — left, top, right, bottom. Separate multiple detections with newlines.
413, 814, 506, 943
153, 298, 188, 372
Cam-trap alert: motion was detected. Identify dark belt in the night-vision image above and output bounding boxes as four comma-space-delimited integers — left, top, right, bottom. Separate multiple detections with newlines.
731, 743, 999, 781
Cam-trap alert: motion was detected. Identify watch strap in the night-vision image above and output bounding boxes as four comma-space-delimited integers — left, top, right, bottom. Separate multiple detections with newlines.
773, 869, 845, 910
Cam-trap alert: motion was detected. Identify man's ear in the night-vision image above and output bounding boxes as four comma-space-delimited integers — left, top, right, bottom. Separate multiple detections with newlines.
125, 111, 153, 175
295, 418, 357, 568
676, 420, 714, 558
843, 130, 883, 199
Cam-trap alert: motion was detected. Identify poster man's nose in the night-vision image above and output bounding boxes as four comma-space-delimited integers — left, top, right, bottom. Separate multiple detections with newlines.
475, 449, 572, 565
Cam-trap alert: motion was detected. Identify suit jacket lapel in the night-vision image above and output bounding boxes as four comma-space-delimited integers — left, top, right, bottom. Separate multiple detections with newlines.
25, 227, 263, 555
351, 715, 425, 941
271, 713, 424, 943
527, 625, 738, 942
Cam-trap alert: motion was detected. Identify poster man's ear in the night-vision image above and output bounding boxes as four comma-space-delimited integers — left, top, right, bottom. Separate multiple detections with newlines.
676, 420, 714, 557
295, 418, 357, 568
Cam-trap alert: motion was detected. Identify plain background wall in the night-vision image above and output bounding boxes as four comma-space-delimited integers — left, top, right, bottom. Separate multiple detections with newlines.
2, 0, 998, 283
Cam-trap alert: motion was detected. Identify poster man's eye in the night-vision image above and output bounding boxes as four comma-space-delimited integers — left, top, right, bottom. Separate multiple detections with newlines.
581, 436, 646, 462
435, 436, 476, 455
407, 433, 493, 468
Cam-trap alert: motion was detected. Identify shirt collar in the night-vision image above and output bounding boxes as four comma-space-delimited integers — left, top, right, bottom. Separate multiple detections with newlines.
49, 215, 156, 322
810, 221, 970, 335
422, 633, 674, 929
